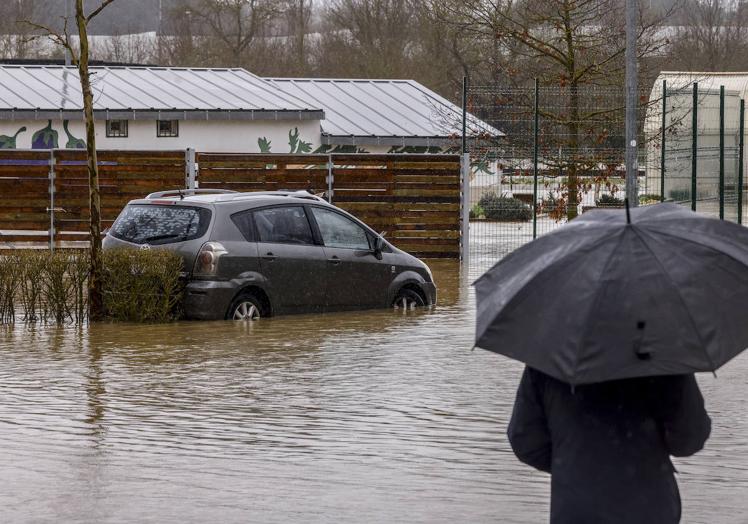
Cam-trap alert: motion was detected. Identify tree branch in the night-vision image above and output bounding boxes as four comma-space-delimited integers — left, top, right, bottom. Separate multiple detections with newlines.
87, 0, 117, 23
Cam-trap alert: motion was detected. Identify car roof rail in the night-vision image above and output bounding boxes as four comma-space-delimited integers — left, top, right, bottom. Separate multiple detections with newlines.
145, 188, 239, 200
215, 190, 328, 203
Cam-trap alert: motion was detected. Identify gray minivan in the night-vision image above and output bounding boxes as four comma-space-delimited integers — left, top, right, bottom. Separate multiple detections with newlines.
103, 189, 436, 320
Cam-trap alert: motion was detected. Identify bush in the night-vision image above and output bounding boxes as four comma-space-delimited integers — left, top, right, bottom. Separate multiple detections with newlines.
596, 194, 624, 206
102, 249, 185, 323
478, 192, 532, 222
469, 203, 485, 219
639, 193, 662, 205
0, 249, 184, 324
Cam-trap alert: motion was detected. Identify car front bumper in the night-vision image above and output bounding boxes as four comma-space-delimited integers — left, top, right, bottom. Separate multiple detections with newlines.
423, 282, 437, 305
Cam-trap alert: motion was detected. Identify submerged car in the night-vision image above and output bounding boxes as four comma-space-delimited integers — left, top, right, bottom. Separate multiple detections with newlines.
103, 189, 436, 320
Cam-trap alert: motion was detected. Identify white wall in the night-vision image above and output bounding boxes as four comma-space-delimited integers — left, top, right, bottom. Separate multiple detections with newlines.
0, 119, 322, 153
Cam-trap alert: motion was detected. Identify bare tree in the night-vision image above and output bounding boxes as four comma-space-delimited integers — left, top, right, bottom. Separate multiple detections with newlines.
285, 0, 313, 74
434, 0, 674, 219
24, 0, 119, 320
669, 0, 748, 71
0, 0, 48, 59
186, 0, 280, 67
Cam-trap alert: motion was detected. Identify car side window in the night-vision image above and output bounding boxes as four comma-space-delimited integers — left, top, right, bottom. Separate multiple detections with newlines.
253, 206, 315, 245
311, 207, 371, 250
231, 211, 256, 242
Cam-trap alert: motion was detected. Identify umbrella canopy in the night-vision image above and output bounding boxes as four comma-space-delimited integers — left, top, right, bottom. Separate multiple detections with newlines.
475, 203, 748, 385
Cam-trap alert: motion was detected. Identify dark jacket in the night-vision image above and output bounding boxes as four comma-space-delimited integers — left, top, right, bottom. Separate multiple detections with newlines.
507, 367, 711, 524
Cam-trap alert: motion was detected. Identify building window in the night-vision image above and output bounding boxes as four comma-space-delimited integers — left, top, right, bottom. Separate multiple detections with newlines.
106, 119, 128, 137
157, 120, 179, 137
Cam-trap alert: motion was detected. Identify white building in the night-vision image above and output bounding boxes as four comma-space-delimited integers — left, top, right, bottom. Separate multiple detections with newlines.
0, 65, 499, 154
646, 72, 745, 201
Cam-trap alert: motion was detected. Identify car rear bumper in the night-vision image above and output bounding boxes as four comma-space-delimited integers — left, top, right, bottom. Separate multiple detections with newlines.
183, 279, 237, 320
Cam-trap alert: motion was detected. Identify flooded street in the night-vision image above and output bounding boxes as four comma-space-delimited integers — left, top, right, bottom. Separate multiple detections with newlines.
0, 261, 746, 523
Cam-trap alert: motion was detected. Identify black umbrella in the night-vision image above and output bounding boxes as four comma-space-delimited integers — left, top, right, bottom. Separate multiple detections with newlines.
474, 203, 748, 385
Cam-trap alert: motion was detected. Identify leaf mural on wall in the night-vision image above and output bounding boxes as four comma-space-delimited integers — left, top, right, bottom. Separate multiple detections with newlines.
387, 146, 443, 154
313, 144, 370, 154
258, 137, 272, 153
0, 126, 26, 149
63, 120, 85, 149
31, 120, 59, 149
288, 127, 312, 153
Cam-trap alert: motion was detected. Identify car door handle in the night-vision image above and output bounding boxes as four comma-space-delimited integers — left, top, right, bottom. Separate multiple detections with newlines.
262, 252, 278, 261
327, 256, 341, 266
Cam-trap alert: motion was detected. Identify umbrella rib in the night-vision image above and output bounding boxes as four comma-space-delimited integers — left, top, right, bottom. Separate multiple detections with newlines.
571, 228, 629, 383
631, 227, 718, 372
639, 226, 748, 273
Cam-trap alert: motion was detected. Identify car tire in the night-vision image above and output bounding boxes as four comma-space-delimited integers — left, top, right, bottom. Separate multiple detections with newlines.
227, 293, 264, 321
392, 288, 425, 311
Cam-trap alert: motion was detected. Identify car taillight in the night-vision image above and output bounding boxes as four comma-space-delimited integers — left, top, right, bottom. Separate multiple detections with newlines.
193, 241, 228, 277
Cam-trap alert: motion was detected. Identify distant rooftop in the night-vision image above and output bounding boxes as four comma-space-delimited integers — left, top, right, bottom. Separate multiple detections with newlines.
266, 77, 504, 147
0, 65, 324, 121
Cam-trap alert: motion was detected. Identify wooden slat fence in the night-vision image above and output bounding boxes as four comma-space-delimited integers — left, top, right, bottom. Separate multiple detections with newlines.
0, 150, 461, 258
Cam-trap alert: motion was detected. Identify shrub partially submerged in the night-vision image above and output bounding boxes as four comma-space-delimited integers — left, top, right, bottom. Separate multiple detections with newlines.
478, 192, 533, 222
103, 249, 184, 323
0, 249, 184, 324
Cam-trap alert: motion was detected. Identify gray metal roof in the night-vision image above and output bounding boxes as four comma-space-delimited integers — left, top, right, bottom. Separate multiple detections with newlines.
0, 65, 324, 121
265, 77, 504, 146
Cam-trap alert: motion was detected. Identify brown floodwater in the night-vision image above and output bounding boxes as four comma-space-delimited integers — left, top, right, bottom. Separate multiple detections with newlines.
0, 260, 746, 523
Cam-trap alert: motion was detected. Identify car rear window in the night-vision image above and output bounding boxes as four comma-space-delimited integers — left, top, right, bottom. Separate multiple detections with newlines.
110, 204, 211, 245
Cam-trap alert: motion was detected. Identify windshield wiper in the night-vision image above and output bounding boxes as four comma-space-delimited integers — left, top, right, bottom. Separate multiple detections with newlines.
142, 233, 185, 243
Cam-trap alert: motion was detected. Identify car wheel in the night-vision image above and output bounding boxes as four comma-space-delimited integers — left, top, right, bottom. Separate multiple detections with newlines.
228, 293, 263, 321
392, 288, 425, 311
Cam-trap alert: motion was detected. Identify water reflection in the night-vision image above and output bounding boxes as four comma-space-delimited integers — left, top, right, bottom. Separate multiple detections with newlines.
0, 260, 745, 523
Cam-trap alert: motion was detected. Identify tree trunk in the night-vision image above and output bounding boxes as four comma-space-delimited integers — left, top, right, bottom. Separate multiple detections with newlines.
75, 0, 104, 320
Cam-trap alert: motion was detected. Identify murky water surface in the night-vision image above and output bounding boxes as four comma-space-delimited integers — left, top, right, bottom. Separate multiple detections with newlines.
0, 261, 746, 523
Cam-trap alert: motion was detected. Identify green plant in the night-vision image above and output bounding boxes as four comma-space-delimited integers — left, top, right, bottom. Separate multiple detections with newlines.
469, 203, 485, 219
102, 249, 185, 323
478, 192, 532, 222
596, 194, 624, 206
0, 253, 21, 323
639, 193, 662, 205
0, 249, 184, 325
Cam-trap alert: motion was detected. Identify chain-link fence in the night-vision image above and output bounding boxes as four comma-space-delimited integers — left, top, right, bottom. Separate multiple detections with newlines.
466, 80, 746, 267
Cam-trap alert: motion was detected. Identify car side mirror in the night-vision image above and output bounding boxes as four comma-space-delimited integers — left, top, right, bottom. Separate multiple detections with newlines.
373, 236, 384, 260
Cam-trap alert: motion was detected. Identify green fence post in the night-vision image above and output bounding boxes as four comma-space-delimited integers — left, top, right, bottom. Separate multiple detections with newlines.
739, 99, 745, 224
692, 82, 698, 212
533, 79, 539, 239
661, 80, 666, 202
720, 85, 725, 220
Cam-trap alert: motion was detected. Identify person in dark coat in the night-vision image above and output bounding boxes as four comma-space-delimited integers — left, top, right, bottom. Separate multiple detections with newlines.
507, 367, 711, 524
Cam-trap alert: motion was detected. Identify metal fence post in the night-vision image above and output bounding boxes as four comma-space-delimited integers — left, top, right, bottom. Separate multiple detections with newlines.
185, 148, 197, 189
661, 80, 666, 202
327, 154, 334, 203
720, 85, 725, 220
533, 78, 539, 239
461, 76, 468, 155
48, 150, 56, 251
739, 99, 745, 224
692, 82, 698, 212
461, 153, 470, 265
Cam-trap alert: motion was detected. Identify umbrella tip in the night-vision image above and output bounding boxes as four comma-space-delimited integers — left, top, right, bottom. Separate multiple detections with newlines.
625, 198, 631, 224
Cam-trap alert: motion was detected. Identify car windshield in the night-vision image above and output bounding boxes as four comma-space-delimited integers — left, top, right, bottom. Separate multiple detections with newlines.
110, 204, 211, 245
